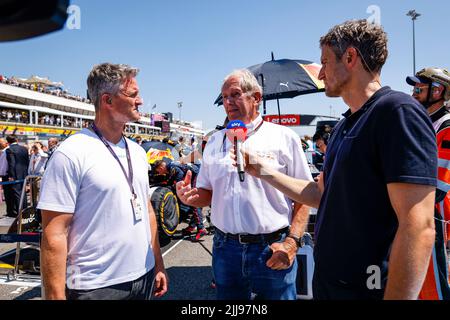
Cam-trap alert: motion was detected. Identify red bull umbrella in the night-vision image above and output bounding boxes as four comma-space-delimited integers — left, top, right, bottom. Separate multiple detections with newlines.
214, 52, 325, 116
141, 141, 180, 164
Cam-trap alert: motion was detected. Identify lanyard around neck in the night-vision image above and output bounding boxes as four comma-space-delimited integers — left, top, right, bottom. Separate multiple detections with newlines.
91, 124, 136, 197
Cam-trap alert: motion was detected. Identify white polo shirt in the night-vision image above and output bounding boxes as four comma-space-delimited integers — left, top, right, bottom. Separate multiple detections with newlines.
197, 114, 313, 234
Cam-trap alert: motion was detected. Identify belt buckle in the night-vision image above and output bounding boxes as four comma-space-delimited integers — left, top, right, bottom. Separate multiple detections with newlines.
238, 233, 249, 244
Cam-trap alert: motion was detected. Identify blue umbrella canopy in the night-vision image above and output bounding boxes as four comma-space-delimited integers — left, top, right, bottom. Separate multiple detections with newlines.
214, 55, 325, 115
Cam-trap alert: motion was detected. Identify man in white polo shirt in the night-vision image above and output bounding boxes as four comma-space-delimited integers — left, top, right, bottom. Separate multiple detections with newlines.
176, 69, 313, 300
38, 63, 168, 300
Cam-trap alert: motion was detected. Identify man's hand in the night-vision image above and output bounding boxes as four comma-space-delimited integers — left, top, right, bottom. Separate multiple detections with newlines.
152, 263, 169, 298
230, 146, 271, 178
266, 238, 298, 270
231, 145, 321, 208
316, 172, 324, 195
175, 170, 199, 206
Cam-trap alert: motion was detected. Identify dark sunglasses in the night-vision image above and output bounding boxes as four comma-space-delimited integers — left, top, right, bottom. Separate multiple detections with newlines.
414, 84, 441, 94
413, 86, 427, 94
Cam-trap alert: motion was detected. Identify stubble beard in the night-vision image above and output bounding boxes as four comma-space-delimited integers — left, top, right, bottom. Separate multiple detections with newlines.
325, 83, 344, 98
325, 74, 350, 98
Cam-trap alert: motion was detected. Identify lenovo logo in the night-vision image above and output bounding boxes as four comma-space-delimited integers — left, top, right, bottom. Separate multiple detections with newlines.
263, 114, 300, 126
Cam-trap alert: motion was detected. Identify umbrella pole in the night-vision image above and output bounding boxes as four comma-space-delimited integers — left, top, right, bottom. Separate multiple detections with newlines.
277, 98, 281, 124
259, 74, 266, 115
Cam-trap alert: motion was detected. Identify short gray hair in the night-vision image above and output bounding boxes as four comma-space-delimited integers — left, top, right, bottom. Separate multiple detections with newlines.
222, 69, 263, 97
87, 63, 139, 110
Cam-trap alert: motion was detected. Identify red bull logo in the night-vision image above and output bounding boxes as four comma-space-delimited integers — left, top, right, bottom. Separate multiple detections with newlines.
147, 148, 174, 164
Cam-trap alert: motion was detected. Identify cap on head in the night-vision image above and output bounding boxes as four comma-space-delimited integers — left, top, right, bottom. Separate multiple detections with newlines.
406, 67, 450, 101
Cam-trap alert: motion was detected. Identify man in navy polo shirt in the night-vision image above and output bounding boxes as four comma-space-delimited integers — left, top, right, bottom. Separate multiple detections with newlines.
233, 20, 437, 299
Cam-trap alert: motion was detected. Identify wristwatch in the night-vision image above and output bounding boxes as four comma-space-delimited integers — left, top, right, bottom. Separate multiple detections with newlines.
286, 233, 303, 248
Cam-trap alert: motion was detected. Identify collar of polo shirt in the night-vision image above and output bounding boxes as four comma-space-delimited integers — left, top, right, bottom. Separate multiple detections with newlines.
245, 113, 263, 135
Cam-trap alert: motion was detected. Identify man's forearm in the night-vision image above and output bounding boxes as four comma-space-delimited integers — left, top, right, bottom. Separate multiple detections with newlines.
384, 183, 436, 299
149, 205, 164, 267
260, 168, 321, 208
384, 222, 435, 299
290, 202, 310, 237
285, 202, 310, 263
41, 233, 68, 300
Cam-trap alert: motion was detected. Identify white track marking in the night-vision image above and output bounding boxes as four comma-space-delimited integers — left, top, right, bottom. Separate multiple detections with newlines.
162, 238, 185, 257
11, 286, 29, 294
0, 276, 41, 288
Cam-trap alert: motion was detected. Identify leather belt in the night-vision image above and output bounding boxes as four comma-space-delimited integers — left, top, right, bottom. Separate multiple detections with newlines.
216, 226, 289, 244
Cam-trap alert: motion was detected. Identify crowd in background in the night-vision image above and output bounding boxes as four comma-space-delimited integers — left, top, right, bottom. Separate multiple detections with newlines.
0, 136, 59, 219
0, 108, 93, 129
0, 75, 91, 104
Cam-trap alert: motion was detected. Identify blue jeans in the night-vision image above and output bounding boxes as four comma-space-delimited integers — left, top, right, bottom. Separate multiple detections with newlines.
212, 230, 297, 300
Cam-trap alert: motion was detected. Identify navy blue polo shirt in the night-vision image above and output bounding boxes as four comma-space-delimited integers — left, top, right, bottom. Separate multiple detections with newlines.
314, 86, 437, 289
167, 162, 200, 186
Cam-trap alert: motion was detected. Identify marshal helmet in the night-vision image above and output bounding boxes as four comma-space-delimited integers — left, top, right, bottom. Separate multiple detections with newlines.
406, 67, 450, 101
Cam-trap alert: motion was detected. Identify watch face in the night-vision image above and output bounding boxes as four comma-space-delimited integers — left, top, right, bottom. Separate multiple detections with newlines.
288, 234, 301, 247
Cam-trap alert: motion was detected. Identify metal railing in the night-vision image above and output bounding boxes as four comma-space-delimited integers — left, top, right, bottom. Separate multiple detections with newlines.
0, 175, 42, 282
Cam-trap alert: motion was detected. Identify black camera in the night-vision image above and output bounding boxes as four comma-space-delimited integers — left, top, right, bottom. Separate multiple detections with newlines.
0, 0, 69, 42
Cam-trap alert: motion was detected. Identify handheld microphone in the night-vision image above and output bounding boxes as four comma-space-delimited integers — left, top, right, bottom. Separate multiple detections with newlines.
226, 120, 247, 182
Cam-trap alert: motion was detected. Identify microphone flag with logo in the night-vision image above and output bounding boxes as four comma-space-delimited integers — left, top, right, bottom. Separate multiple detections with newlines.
226, 120, 247, 182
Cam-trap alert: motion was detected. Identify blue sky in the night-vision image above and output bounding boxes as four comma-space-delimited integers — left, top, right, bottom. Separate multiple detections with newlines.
1, 0, 449, 135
